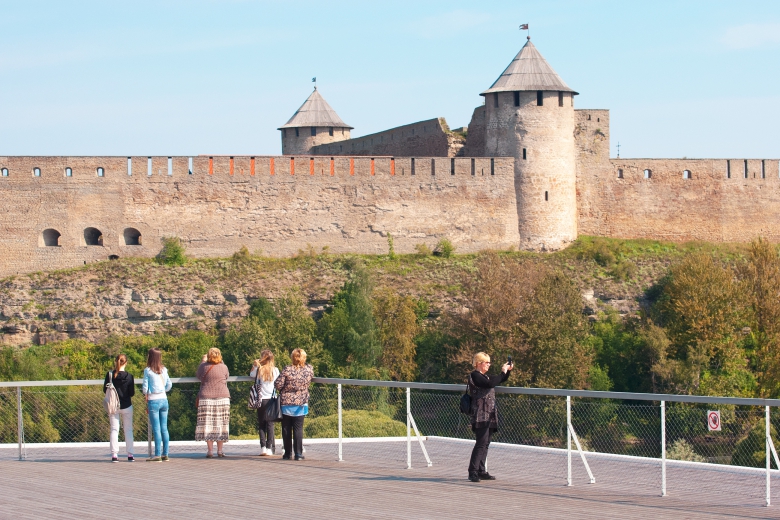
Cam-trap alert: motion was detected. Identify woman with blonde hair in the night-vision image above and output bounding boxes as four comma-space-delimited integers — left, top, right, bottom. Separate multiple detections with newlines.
249, 349, 280, 456
274, 348, 314, 460
103, 353, 135, 462
196, 347, 231, 458
142, 348, 172, 462
467, 351, 512, 482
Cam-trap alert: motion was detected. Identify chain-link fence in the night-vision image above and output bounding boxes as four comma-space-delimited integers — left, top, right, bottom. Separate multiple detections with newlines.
1, 378, 780, 506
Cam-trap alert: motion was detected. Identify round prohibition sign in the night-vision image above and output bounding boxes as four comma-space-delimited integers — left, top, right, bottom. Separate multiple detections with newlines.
708, 411, 721, 431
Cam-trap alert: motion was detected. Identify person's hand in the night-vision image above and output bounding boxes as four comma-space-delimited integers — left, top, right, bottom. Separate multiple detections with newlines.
252, 359, 260, 367
501, 363, 511, 373
202, 354, 208, 363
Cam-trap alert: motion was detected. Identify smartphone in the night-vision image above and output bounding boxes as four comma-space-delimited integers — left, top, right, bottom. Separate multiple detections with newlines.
507, 355, 513, 366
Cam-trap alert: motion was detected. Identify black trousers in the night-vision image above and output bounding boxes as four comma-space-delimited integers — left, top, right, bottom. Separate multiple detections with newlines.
256, 399, 275, 450
468, 426, 493, 474
281, 414, 305, 457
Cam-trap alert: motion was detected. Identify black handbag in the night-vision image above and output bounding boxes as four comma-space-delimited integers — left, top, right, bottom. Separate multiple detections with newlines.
459, 375, 473, 414
265, 390, 283, 422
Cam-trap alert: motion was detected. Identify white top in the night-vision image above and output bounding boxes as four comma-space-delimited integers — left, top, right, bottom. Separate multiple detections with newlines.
249, 366, 280, 399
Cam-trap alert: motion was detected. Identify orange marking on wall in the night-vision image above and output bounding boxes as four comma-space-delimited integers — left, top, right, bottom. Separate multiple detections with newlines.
209, 157, 213, 175
350, 158, 354, 176
390, 158, 395, 176
370, 158, 375, 176
270, 158, 275, 175
290, 157, 295, 175
330, 158, 334, 176
310, 158, 314, 175
229, 157, 234, 176
250, 157, 255, 176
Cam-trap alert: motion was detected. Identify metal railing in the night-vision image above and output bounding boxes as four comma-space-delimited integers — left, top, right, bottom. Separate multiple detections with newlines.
1, 377, 780, 506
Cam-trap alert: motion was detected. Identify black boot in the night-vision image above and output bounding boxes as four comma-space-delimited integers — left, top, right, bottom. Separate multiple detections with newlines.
468, 472, 481, 483
478, 472, 496, 480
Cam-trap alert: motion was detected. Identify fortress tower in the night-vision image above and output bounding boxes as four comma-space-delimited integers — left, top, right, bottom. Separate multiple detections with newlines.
481, 38, 578, 250
279, 87, 353, 155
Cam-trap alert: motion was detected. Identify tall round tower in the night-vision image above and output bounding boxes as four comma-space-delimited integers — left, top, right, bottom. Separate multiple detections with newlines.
481, 38, 578, 251
279, 87, 353, 155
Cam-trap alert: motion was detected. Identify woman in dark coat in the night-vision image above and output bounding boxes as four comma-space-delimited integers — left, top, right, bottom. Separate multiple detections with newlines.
467, 351, 512, 482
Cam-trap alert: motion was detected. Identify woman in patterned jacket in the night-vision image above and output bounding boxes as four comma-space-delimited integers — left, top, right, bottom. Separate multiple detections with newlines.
274, 348, 314, 460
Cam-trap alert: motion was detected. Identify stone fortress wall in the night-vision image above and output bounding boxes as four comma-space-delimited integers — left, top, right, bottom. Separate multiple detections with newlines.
0, 155, 518, 276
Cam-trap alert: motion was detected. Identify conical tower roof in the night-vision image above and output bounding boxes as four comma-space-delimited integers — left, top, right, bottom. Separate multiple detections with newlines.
481, 39, 577, 95
278, 88, 353, 130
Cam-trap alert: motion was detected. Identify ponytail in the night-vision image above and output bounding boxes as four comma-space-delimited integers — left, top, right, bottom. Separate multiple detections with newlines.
113, 354, 127, 378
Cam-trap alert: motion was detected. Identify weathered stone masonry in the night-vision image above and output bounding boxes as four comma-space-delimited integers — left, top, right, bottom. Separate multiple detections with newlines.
0, 155, 518, 276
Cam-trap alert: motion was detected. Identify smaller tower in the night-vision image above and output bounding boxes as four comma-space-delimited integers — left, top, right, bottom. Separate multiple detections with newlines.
279, 88, 353, 155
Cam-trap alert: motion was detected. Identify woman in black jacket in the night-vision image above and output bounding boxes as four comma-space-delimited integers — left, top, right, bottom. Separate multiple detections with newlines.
103, 354, 135, 462
467, 351, 512, 482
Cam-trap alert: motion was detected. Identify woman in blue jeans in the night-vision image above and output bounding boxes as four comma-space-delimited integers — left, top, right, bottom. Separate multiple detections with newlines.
142, 348, 173, 461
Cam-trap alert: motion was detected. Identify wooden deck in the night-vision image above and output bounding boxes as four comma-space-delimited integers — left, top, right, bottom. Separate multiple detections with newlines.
1, 439, 779, 519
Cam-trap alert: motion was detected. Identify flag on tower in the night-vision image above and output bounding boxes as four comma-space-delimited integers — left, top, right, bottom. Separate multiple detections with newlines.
520, 24, 529, 30
312, 77, 316, 83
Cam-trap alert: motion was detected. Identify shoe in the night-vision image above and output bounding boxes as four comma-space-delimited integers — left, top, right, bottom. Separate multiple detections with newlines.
111, 456, 118, 463
259, 447, 270, 456
478, 472, 496, 481
147, 456, 162, 462
468, 473, 481, 483
282, 455, 291, 460
217, 452, 225, 458
294, 454, 305, 461
127, 455, 134, 462
161, 455, 169, 462
206, 453, 214, 458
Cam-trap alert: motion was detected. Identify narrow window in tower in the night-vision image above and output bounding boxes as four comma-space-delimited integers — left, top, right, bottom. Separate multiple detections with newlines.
147, 157, 152, 176
471, 158, 475, 176
545, 191, 548, 201
490, 158, 495, 175
1, 168, 7, 177
683, 170, 691, 179
311, 127, 316, 137
597, 118, 600, 122
514, 91, 520, 106
188, 157, 193, 175
451, 158, 455, 175
762, 160, 766, 179
522, 148, 527, 160
537, 91, 543, 106
644, 169, 652, 179
329, 127, 334, 136
617, 169, 623, 179
559, 92, 564, 107
295, 128, 299, 137
431, 158, 435, 176
494, 93, 499, 107
97, 167, 104, 177
127, 157, 132, 176
66, 167, 73, 177
411, 158, 416, 176
33, 167, 41, 177
727, 160, 731, 178
744, 160, 748, 179
587, 114, 591, 120
168, 157, 173, 176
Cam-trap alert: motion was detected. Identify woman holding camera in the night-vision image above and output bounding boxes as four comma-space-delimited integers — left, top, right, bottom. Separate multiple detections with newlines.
467, 352, 512, 483
274, 348, 314, 461
196, 347, 231, 458
249, 349, 280, 456
142, 348, 172, 462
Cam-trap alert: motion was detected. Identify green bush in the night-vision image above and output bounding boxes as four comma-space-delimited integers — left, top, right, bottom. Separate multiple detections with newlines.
666, 439, 705, 462
156, 237, 187, 266
732, 421, 779, 468
433, 238, 455, 258
304, 410, 407, 438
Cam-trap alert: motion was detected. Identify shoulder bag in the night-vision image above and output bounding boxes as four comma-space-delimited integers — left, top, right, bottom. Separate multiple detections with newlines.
103, 371, 120, 415
248, 370, 262, 409
264, 389, 283, 423
459, 375, 472, 415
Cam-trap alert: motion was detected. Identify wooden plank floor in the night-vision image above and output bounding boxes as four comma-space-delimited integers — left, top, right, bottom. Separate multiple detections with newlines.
1, 439, 779, 519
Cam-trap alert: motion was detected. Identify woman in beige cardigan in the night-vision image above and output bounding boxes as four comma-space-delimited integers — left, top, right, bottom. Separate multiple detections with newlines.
195, 347, 230, 458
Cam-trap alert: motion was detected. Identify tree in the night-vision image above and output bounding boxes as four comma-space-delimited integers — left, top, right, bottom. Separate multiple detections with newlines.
374, 288, 420, 381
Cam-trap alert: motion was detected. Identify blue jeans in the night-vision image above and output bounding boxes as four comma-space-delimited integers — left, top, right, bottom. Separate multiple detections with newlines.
147, 399, 169, 457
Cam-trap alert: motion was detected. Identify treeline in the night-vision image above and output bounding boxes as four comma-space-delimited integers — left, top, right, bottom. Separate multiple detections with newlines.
3, 240, 780, 400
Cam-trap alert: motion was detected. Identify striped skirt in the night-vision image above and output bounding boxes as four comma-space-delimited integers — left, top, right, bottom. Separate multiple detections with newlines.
195, 398, 230, 442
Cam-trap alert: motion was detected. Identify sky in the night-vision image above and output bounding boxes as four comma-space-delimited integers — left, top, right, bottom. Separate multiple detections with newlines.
0, 0, 778, 159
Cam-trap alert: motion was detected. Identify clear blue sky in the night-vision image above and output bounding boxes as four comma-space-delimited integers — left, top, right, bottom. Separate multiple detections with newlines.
1, 0, 778, 158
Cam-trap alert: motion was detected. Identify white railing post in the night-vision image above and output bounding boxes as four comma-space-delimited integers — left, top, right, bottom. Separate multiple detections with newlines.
17, 386, 24, 461
661, 400, 666, 497
567, 395, 572, 486
338, 383, 343, 462
767, 405, 771, 507
406, 386, 411, 469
